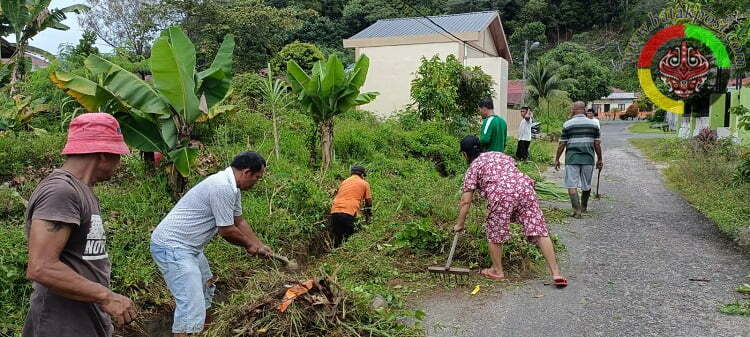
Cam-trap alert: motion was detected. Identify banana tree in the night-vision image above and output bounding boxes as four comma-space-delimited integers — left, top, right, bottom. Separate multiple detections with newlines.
287, 54, 378, 170
50, 26, 235, 197
0, 94, 48, 131
0, 0, 88, 95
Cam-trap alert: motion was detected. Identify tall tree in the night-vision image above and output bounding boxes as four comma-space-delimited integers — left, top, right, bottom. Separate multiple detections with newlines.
541, 42, 612, 102
79, 0, 172, 57
171, 0, 305, 72
0, 0, 88, 94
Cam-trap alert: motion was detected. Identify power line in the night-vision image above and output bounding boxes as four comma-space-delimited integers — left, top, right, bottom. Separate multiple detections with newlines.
398, 0, 497, 58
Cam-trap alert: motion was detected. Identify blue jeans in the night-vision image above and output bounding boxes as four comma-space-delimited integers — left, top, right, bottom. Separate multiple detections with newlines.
150, 243, 215, 334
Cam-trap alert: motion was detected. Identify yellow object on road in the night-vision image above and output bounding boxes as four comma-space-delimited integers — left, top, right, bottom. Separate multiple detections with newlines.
471, 285, 480, 295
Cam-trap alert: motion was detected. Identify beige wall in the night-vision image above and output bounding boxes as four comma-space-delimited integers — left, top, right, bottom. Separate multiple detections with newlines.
465, 56, 509, 119
506, 109, 523, 138
357, 42, 461, 117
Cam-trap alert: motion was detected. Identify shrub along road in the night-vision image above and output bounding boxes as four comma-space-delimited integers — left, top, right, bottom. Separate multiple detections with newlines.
418, 121, 750, 336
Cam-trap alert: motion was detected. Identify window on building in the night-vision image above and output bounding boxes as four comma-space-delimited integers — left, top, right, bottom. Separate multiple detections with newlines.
618, 104, 626, 111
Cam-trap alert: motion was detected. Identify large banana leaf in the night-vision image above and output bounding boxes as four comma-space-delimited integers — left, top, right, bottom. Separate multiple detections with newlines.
49, 71, 122, 112
197, 34, 235, 109
286, 60, 310, 93
168, 146, 199, 177
1, 0, 26, 37
115, 111, 170, 153
86, 55, 170, 116
349, 55, 370, 88
151, 27, 201, 123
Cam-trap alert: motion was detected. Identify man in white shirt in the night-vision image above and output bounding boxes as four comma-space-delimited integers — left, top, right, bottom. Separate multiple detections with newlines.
586, 108, 601, 128
516, 106, 533, 161
150, 151, 272, 336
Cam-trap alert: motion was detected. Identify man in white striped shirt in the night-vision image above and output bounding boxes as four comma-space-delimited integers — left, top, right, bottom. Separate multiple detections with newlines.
150, 151, 271, 336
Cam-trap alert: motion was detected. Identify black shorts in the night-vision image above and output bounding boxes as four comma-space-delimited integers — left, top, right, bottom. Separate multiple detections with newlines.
516, 140, 531, 160
330, 212, 356, 247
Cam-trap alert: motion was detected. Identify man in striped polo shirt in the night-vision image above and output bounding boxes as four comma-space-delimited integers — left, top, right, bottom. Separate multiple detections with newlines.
554, 101, 604, 218
478, 98, 507, 152
150, 151, 272, 336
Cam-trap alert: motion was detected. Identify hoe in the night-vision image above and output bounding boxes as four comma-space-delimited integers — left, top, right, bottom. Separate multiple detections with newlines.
428, 232, 471, 281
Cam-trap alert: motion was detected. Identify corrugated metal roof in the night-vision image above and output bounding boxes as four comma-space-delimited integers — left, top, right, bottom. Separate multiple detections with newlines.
605, 92, 637, 99
349, 11, 498, 39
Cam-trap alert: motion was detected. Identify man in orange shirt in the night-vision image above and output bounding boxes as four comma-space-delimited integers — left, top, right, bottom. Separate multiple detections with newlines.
329, 165, 372, 247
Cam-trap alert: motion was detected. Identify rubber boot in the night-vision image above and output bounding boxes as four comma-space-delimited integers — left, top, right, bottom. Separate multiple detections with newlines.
568, 191, 581, 218
581, 190, 591, 213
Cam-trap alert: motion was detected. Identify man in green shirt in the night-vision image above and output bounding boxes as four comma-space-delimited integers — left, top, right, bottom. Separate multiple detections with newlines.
478, 98, 507, 152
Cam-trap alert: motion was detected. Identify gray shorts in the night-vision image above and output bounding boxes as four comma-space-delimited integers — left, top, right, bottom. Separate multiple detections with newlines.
564, 164, 594, 190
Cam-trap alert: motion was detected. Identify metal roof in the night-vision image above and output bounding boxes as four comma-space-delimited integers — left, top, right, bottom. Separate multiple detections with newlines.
604, 92, 637, 100
349, 11, 498, 39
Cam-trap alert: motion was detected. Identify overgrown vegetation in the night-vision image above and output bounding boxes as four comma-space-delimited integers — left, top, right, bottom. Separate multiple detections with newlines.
0, 101, 567, 336
409, 55, 493, 134
628, 121, 673, 134
630, 137, 750, 240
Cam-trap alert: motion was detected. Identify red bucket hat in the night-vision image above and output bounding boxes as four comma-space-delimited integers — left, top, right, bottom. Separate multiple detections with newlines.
62, 113, 130, 155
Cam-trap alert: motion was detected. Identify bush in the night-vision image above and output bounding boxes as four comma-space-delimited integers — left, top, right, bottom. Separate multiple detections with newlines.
394, 219, 446, 251
410, 55, 493, 132
0, 131, 65, 178
649, 109, 666, 123
229, 72, 265, 109
625, 104, 639, 119
269, 41, 324, 75
736, 154, 750, 183
693, 128, 718, 153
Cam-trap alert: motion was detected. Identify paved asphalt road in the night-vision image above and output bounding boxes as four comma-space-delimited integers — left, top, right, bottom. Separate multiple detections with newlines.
418, 120, 750, 337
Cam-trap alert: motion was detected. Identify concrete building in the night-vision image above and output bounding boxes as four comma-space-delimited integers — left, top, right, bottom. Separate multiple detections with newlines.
343, 11, 512, 119
590, 88, 639, 118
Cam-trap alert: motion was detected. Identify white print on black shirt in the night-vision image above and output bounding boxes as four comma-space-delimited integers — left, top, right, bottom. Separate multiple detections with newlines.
83, 214, 108, 260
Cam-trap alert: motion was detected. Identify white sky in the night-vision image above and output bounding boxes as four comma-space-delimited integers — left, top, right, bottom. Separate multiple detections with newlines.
21, 0, 113, 55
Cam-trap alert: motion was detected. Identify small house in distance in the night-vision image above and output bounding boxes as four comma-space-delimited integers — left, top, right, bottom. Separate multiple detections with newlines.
590, 88, 640, 119
343, 11, 512, 119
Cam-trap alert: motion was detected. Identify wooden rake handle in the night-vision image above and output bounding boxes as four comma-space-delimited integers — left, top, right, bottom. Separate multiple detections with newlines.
444, 232, 460, 270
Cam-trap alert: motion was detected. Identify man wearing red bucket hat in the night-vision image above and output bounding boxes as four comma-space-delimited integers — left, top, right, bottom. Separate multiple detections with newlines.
23, 113, 137, 337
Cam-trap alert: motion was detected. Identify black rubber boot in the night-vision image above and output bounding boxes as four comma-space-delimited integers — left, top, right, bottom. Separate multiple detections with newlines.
581, 190, 591, 213
568, 191, 581, 218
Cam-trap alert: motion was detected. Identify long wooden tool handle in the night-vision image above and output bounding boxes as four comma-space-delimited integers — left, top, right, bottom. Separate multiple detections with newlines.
444, 232, 460, 270
596, 167, 602, 196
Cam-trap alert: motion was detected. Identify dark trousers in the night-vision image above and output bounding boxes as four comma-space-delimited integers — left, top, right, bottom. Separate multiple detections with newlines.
516, 140, 531, 160
330, 212, 356, 247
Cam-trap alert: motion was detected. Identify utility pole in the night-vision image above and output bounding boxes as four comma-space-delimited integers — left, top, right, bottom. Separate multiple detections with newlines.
521, 40, 540, 106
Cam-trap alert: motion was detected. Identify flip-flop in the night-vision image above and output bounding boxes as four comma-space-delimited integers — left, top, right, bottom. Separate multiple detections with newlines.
480, 269, 506, 281
553, 276, 568, 288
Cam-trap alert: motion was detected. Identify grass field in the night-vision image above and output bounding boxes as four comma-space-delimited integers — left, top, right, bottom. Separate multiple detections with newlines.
628, 121, 674, 134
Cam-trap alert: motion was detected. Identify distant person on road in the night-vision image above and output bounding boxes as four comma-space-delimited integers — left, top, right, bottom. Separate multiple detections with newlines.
329, 165, 372, 247
23, 113, 136, 337
555, 102, 604, 218
516, 106, 533, 161
586, 108, 601, 128
150, 151, 272, 336
454, 136, 567, 287
478, 98, 507, 152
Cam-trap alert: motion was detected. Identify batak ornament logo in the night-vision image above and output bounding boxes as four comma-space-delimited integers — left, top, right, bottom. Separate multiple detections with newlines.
637, 24, 731, 115
658, 40, 710, 98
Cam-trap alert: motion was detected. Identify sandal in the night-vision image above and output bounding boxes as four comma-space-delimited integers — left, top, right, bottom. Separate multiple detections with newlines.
480, 268, 506, 281
553, 276, 568, 288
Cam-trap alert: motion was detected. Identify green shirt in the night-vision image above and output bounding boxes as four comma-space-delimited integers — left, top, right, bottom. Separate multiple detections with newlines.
479, 115, 507, 152
560, 114, 601, 165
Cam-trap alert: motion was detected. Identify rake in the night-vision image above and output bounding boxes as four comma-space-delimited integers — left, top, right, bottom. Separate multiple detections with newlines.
428, 232, 471, 281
